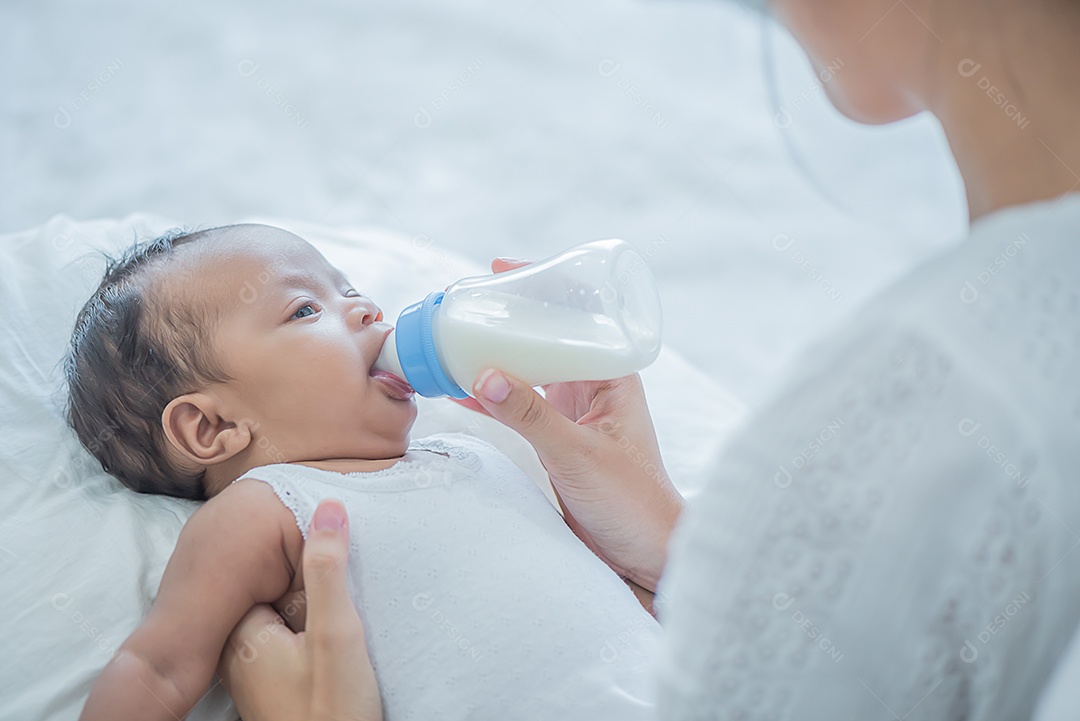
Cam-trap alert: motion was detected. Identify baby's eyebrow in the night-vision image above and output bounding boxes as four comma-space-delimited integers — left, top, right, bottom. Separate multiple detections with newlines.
275, 270, 325, 291
272, 268, 354, 294
331, 268, 352, 287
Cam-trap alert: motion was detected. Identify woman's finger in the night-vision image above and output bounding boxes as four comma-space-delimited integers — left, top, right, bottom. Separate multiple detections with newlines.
303, 500, 365, 668
302, 499, 384, 721
447, 396, 492, 416
490, 257, 533, 273
223, 603, 298, 665
220, 604, 296, 684
471, 369, 578, 456
219, 604, 304, 721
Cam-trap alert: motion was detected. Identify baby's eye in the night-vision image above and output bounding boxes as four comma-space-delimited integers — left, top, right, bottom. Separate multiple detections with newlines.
345, 289, 362, 298
291, 303, 318, 320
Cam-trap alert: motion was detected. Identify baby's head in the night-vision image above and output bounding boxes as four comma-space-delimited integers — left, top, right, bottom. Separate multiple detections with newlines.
65, 223, 417, 500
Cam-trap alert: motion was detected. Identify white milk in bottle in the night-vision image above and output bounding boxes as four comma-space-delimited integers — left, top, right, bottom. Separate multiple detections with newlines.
373, 239, 662, 398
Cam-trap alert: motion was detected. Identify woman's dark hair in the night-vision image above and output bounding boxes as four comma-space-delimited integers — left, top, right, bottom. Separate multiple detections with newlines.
64, 226, 234, 500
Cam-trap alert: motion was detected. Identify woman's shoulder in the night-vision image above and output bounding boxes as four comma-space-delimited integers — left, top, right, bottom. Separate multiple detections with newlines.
869, 193, 1079, 344
656, 197, 1080, 719
776, 194, 1080, 425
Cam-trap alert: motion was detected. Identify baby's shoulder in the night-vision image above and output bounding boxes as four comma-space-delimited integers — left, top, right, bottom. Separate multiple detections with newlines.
200, 477, 304, 572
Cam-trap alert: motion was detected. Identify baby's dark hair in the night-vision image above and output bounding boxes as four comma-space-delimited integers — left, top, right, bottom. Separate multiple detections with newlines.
64, 226, 235, 500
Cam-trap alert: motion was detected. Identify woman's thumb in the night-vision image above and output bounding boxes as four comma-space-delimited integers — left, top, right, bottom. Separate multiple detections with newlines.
472, 369, 570, 451
303, 500, 362, 653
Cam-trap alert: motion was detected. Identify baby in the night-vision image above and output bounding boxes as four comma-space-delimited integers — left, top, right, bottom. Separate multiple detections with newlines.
67, 224, 659, 721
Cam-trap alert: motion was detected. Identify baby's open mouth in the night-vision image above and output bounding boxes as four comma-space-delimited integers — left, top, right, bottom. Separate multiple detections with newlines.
370, 369, 415, 400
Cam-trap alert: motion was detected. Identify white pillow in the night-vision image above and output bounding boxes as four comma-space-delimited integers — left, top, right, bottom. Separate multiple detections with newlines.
0, 214, 744, 720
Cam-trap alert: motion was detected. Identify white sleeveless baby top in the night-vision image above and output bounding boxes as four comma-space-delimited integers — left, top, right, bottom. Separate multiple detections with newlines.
243, 432, 659, 721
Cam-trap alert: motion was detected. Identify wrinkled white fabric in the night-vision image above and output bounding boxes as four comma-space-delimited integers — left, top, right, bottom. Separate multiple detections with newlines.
244, 432, 661, 721
656, 194, 1080, 720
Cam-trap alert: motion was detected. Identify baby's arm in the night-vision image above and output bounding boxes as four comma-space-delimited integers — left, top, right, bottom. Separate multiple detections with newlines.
79, 479, 301, 721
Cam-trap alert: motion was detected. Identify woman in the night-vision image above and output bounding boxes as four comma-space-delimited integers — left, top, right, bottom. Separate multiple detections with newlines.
219, 0, 1080, 717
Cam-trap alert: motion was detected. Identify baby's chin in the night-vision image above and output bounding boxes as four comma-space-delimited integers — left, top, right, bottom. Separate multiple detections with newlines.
381, 401, 419, 445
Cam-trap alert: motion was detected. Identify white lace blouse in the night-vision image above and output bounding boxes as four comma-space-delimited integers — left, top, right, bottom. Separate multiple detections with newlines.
655, 195, 1080, 720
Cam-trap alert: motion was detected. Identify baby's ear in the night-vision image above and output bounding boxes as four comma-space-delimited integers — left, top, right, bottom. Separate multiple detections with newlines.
162, 392, 252, 466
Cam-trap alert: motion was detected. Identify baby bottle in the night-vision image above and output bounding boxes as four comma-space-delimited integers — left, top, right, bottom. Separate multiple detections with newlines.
373, 238, 663, 398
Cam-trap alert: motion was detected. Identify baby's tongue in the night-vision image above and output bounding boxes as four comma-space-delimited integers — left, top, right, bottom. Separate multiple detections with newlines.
371, 369, 414, 400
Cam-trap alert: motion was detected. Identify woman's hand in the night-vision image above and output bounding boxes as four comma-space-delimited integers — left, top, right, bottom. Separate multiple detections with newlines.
451, 259, 685, 592
218, 500, 382, 721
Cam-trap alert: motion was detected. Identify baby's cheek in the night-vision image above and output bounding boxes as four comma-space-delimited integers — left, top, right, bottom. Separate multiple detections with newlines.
297, 342, 357, 382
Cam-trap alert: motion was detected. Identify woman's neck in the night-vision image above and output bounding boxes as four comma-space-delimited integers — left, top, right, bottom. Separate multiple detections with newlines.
923, 4, 1080, 222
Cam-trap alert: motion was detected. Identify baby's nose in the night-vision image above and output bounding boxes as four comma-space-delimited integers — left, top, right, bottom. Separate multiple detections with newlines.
348, 299, 383, 329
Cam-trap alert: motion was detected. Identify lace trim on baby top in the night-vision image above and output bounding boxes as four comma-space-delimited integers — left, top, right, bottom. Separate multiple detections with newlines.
370, 436, 483, 475
317, 436, 483, 489
237, 434, 485, 538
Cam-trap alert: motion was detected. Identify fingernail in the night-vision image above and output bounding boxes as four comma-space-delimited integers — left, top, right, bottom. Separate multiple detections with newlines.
495, 256, 523, 263
312, 500, 346, 531
476, 369, 511, 403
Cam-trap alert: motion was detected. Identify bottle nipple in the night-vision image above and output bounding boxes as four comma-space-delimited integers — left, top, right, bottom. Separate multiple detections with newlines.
373, 329, 405, 378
